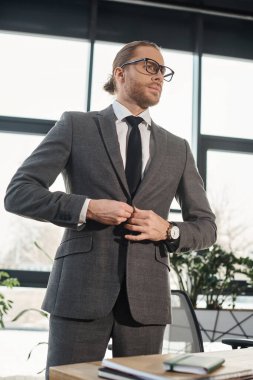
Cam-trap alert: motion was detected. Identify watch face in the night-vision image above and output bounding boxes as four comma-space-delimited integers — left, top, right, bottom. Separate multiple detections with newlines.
171, 226, 180, 239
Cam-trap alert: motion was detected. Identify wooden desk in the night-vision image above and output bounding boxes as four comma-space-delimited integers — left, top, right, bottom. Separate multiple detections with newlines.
50, 348, 253, 380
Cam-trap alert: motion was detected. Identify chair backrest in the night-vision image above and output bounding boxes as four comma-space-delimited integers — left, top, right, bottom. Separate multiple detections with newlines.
163, 289, 204, 354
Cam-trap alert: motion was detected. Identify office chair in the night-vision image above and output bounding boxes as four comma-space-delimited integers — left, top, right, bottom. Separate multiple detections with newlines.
163, 289, 204, 354
222, 338, 253, 349
165, 290, 253, 353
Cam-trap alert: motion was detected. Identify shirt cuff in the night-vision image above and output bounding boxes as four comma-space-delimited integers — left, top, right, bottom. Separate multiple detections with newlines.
79, 198, 91, 224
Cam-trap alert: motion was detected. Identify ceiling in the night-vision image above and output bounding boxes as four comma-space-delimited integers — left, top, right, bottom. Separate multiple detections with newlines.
143, 0, 253, 15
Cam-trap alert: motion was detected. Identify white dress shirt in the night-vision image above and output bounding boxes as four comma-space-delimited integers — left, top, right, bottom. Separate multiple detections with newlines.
79, 100, 152, 223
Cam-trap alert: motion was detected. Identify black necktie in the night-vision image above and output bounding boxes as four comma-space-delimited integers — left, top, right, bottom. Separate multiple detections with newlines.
125, 115, 143, 198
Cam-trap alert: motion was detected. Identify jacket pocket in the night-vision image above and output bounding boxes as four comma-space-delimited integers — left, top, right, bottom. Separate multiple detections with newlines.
55, 235, 93, 259
155, 244, 170, 270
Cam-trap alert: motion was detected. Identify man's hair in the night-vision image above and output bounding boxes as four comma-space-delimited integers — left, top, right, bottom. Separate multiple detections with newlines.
103, 40, 161, 95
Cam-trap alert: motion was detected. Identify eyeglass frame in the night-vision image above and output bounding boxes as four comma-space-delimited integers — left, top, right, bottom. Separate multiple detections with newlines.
120, 57, 175, 82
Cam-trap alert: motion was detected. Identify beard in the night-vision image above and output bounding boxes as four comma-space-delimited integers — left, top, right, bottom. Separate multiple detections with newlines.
125, 80, 161, 109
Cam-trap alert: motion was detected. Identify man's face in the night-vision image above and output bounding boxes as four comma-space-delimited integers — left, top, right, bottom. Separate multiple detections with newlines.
116, 46, 165, 109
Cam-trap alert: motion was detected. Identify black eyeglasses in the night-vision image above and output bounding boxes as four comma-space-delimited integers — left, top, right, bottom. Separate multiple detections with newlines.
120, 57, 174, 82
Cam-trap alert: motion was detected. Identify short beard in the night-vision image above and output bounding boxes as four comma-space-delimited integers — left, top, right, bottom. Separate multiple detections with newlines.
130, 91, 160, 109
127, 82, 161, 109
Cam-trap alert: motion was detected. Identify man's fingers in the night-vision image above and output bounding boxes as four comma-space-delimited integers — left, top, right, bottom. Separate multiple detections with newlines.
120, 210, 132, 219
126, 217, 146, 226
87, 199, 134, 225
114, 217, 128, 225
132, 210, 147, 218
132, 209, 153, 219
122, 203, 134, 213
124, 223, 144, 232
125, 233, 148, 241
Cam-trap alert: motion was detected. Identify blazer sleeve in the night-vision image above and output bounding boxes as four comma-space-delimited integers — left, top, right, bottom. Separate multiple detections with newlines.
4, 112, 86, 230
173, 139, 217, 253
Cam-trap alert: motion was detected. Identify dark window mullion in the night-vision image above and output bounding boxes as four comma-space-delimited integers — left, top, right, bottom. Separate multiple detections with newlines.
0, 116, 55, 135
1, 269, 49, 288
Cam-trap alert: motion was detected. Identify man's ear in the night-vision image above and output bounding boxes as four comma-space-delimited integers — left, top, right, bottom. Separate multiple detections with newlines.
114, 67, 125, 83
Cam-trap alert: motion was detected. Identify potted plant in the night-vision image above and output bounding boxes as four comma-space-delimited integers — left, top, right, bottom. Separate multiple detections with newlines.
170, 244, 249, 309
0, 271, 19, 328
170, 244, 253, 342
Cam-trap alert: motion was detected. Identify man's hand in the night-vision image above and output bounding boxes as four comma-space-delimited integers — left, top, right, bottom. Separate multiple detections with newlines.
124, 207, 170, 241
87, 199, 134, 225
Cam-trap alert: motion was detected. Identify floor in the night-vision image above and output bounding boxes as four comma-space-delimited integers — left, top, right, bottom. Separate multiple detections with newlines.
0, 329, 48, 379
0, 328, 114, 379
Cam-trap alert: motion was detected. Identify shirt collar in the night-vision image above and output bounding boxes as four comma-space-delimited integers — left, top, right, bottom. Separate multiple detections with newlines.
112, 100, 151, 126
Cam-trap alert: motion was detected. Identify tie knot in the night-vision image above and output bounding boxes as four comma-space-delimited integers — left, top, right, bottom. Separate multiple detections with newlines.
125, 116, 144, 128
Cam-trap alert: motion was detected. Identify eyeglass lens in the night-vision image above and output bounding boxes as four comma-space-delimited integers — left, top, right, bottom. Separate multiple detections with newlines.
145, 59, 173, 81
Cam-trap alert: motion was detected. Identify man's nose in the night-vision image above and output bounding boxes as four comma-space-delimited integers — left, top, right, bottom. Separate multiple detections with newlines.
153, 71, 163, 83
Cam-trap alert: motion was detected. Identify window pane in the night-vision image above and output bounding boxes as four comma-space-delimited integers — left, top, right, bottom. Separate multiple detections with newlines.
207, 150, 253, 257
169, 210, 183, 223
202, 55, 253, 139
90, 41, 123, 110
1, 287, 48, 329
91, 42, 193, 145
150, 49, 193, 145
0, 32, 89, 120
1, 132, 63, 271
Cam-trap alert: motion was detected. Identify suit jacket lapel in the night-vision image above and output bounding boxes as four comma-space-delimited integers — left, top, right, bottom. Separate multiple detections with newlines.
134, 120, 167, 201
96, 106, 130, 198
95, 107, 167, 202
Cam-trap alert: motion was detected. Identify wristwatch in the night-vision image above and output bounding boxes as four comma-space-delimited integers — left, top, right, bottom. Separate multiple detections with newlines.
166, 223, 180, 240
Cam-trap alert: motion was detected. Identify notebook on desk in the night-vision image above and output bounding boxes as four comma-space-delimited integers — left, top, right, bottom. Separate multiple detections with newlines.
163, 354, 225, 374
100, 353, 253, 380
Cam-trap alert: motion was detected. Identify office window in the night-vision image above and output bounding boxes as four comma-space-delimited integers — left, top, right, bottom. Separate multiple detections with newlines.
169, 210, 183, 223
0, 132, 63, 271
202, 55, 253, 140
1, 287, 48, 329
90, 40, 123, 110
150, 49, 193, 145
0, 32, 89, 120
207, 150, 253, 258
152, 50, 193, 211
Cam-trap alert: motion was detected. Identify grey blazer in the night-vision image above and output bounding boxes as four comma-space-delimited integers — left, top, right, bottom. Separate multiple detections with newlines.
4, 105, 216, 325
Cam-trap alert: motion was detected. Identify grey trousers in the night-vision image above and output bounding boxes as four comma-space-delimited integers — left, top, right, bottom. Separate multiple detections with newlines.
45, 283, 165, 379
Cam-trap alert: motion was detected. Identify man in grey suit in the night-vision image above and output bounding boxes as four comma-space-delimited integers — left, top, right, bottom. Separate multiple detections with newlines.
5, 40, 216, 378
